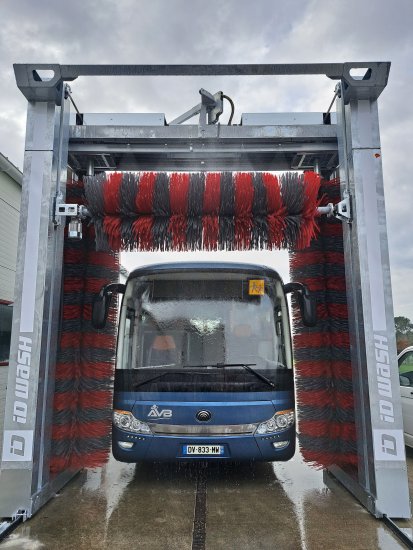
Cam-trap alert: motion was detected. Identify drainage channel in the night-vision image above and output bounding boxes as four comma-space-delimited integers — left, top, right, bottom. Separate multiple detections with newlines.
382, 516, 413, 549
0, 516, 23, 543
192, 463, 208, 550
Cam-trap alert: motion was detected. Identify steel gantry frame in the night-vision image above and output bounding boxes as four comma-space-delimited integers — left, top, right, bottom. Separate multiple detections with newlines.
0, 62, 410, 521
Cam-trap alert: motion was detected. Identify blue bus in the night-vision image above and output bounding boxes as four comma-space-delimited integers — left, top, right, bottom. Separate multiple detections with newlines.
92, 262, 316, 462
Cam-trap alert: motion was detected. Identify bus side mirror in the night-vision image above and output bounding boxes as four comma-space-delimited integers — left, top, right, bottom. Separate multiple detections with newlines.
283, 282, 317, 327
92, 283, 126, 329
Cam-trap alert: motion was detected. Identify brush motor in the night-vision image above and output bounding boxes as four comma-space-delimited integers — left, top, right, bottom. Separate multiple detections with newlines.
68, 217, 82, 240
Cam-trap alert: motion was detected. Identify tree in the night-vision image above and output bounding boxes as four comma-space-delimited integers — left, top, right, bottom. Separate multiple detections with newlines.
395, 316, 413, 335
394, 316, 413, 352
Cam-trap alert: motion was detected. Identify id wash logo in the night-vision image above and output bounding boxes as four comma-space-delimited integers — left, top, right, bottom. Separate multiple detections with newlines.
373, 429, 405, 461
13, 336, 32, 425
1, 336, 34, 462
147, 405, 172, 419
2, 430, 33, 462
374, 334, 394, 423
372, 334, 404, 461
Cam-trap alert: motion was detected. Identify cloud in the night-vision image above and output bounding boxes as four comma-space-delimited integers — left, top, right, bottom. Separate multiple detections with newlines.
0, 0, 413, 319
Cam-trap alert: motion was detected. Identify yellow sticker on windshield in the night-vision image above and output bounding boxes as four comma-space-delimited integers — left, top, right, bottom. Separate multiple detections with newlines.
248, 280, 265, 295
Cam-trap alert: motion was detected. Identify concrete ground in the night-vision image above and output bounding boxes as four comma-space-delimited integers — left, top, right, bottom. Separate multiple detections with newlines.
2, 448, 413, 550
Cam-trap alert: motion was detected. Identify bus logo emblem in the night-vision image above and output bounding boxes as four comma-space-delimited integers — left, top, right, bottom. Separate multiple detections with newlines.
196, 410, 212, 422
148, 405, 172, 419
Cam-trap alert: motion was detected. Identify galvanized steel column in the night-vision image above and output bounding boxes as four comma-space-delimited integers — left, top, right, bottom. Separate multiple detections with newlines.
0, 94, 70, 518
333, 90, 410, 518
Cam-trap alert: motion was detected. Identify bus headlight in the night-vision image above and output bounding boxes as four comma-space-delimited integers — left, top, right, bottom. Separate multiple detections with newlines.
113, 410, 152, 434
256, 409, 295, 435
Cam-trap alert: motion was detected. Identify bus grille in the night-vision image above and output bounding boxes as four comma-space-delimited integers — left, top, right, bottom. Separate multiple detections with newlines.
148, 422, 257, 436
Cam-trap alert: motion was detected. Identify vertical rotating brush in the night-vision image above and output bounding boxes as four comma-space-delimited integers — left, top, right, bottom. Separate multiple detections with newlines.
289, 178, 357, 470
50, 177, 119, 473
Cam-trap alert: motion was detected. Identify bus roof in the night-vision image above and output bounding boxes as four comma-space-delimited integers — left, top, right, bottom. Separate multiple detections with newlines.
128, 262, 284, 282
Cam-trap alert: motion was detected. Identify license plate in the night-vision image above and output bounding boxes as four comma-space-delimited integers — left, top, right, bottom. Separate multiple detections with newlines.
183, 445, 223, 455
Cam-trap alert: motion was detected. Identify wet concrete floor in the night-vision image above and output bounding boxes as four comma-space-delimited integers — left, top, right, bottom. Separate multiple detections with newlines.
2, 447, 413, 549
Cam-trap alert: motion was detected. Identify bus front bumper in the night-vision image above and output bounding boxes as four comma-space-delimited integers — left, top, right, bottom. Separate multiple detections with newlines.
112, 426, 295, 462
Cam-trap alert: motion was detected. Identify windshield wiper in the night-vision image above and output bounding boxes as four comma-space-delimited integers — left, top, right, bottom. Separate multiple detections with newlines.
135, 364, 276, 390
134, 370, 209, 389
138, 364, 176, 369
214, 363, 276, 389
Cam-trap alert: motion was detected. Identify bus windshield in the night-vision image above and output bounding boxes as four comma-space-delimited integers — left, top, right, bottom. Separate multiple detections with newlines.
116, 270, 293, 393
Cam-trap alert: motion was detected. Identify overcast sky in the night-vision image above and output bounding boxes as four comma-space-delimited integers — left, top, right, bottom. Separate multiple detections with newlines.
1, 0, 412, 320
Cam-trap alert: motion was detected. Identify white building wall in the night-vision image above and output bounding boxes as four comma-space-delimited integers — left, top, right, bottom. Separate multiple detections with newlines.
0, 174, 21, 301
0, 154, 22, 459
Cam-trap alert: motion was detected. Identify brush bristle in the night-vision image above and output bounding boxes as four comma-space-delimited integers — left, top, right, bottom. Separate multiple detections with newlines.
289, 178, 357, 471
84, 171, 321, 252
202, 172, 221, 250
169, 172, 190, 250
51, 172, 353, 474
50, 177, 119, 474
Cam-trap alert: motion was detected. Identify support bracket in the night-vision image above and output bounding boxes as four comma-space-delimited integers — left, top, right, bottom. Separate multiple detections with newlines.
54, 197, 90, 222
54, 196, 90, 239
317, 191, 352, 223
169, 88, 223, 126
334, 190, 352, 222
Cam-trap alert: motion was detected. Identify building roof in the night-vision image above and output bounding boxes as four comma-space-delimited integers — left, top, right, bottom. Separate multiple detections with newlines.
0, 152, 22, 186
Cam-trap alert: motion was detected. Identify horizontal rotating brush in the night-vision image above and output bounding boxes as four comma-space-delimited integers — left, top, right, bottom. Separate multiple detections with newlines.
84, 171, 322, 252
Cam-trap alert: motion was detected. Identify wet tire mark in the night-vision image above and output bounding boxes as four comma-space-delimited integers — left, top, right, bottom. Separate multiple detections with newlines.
192, 463, 208, 550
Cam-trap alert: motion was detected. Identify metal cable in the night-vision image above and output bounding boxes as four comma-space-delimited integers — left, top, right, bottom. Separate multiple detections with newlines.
67, 91, 81, 116
323, 88, 339, 124
222, 94, 235, 125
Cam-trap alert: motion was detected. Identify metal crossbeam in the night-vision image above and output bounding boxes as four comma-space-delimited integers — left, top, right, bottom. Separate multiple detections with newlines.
14, 62, 390, 104
67, 118, 338, 173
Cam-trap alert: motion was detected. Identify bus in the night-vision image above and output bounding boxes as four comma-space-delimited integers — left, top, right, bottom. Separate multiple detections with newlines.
92, 262, 316, 462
